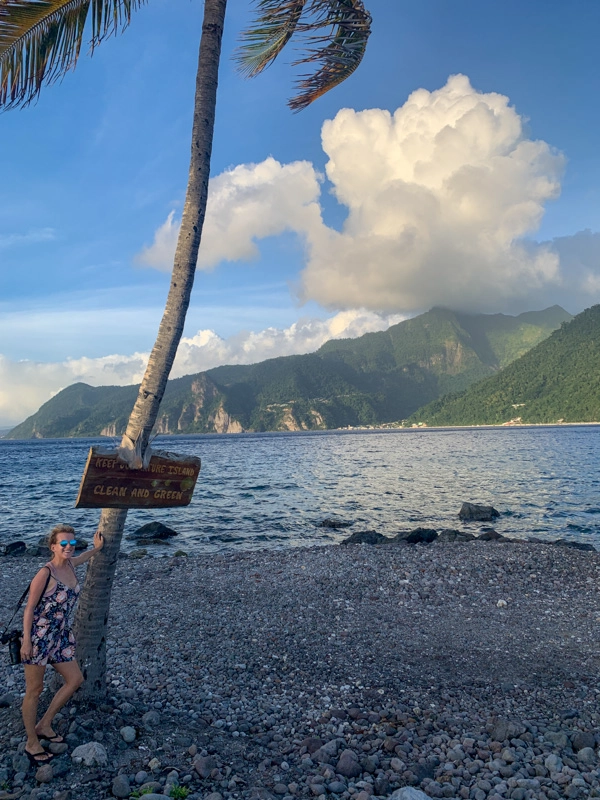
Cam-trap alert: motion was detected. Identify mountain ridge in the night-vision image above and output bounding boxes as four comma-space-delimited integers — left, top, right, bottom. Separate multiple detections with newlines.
408, 305, 600, 427
6, 305, 572, 439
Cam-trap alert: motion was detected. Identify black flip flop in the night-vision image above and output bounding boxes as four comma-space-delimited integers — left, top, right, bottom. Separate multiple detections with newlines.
25, 749, 54, 766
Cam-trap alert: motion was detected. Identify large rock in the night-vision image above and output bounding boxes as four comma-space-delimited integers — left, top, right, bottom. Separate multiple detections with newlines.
336, 749, 362, 778
318, 518, 353, 529
436, 529, 476, 543
71, 741, 108, 766
459, 502, 499, 521
394, 528, 438, 545
340, 530, 387, 545
478, 529, 508, 541
571, 731, 596, 751
4, 541, 26, 556
194, 754, 217, 778
112, 774, 131, 798
130, 522, 178, 541
389, 789, 434, 800
554, 539, 596, 552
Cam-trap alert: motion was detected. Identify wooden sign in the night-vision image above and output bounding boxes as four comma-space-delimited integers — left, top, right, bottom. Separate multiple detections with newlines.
75, 447, 201, 509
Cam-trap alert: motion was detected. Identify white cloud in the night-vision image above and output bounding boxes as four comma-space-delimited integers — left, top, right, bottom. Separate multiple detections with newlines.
0, 227, 55, 248
0, 310, 404, 427
300, 74, 565, 311
135, 74, 600, 313
136, 157, 322, 271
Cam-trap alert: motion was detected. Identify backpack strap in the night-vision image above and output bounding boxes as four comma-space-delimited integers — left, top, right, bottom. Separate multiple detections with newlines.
0, 567, 52, 636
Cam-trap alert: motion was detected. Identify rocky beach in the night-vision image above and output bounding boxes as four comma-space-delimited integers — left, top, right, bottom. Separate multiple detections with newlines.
1, 539, 600, 800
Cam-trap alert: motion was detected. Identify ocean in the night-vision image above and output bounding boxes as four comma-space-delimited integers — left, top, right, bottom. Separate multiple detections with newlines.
0, 426, 599, 554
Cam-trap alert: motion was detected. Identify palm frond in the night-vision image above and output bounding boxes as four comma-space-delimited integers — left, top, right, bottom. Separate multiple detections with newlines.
0, 0, 144, 109
289, 0, 371, 112
235, 0, 307, 78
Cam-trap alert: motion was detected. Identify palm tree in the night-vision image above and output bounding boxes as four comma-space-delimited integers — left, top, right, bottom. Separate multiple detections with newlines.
0, 0, 371, 697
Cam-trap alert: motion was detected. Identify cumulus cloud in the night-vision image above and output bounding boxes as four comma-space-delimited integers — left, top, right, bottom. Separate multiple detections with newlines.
0, 310, 403, 426
134, 74, 600, 313
301, 74, 565, 311
136, 158, 322, 270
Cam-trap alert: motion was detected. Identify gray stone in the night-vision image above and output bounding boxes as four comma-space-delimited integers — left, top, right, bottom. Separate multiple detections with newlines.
35, 764, 54, 783
205, 794, 224, 800
478, 529, 507, 541
318, 518, 352, 529
341, 531, 387, 545
135, 771, 148, 784
553, 539, 596, 552
489, 719, 525, 742
328, 782, 347, 794
389, 789, 435, 800
70, 741, 108, 766
0, 692, 16, 707
301, 737, 324, 754
436, 529, 476, 542
395, 528, 438, 545
142, 710, 161, 728
544, 731, 569, 749
12, 753, 30, 773
336, 750, 362, 778
459, 502, 500, 521
48, 742, 68, 755
5, 540, 26, 556
193, 754, 217, 778
571, 731, 596, 752
112, 774, 131, 798
577, 746, 596, 764
120, 725, 136, 743
274, 784, 289, 795
130, 521, 178, 540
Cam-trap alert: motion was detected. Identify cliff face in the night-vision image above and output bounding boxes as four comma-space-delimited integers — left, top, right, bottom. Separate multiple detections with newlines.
6, 305, 573, 439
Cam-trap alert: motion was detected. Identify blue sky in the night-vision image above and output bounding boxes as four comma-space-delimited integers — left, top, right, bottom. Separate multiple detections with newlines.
0, 0, 599, 424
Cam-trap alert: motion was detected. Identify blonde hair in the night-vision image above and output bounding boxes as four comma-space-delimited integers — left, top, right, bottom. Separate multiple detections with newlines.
47, 524, 76, 548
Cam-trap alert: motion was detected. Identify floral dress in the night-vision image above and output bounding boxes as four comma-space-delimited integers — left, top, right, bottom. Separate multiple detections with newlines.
22, 565, 81, 666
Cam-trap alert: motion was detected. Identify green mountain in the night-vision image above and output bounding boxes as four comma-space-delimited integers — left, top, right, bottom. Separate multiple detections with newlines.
408, 305, 600, 427
7, 305, 571, 438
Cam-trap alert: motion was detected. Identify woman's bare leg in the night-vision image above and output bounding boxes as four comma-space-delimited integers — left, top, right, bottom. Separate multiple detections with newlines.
22, 664, 47, 754
35, 660, 84, 737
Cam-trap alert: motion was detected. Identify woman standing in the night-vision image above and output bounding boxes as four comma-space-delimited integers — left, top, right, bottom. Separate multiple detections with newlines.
20, 524, 104, 765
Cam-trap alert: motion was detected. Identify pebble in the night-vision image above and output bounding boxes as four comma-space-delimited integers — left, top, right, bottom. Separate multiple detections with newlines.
0, 544, 599, 800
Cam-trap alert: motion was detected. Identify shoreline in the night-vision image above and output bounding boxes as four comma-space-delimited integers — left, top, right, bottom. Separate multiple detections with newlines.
3, 421, 600, 441
2, 541, 600, 799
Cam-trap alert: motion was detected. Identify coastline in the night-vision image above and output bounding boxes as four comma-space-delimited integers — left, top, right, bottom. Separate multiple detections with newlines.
2, 541, 600, 799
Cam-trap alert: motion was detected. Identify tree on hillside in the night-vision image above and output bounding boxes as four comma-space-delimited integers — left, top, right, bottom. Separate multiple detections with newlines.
0, 0, 372, 696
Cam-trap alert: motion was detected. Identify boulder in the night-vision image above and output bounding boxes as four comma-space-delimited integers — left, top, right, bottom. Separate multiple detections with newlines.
340, 530, 387, 545
194, 754, 217, 778
4, 541, 26, 556
459, 502, 500, 521
112, 774, 131, 798
71, 741, 108, 766
553, 539, 596, 552
336, 749, 362, 778
571, 731, 596, 752
478, 529, 507, 541
394, 528, 437, 544
130, 522, 178, 540
436, 529, 476, 543
389, 789, 434, 800
318, 518, 353, 529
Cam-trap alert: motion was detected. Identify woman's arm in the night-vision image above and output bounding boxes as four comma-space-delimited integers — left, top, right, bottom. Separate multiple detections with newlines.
20, 567, 52, 660
70, 530, 104, 567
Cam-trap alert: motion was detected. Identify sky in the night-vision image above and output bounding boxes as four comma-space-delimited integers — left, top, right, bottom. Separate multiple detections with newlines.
1, 0, 599, 426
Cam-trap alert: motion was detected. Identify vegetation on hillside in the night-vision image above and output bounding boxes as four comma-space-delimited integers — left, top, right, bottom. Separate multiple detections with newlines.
7, 305, 571, 438
409, 305, 600, 426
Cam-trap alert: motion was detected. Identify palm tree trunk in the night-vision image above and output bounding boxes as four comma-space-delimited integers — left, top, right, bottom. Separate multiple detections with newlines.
73, 0, 228, 698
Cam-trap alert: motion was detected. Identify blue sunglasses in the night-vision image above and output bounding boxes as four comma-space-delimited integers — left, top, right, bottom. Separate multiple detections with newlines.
59, 539, 77, 547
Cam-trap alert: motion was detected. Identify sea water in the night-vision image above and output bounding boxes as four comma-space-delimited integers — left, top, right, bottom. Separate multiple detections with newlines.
0, 426, 599, 554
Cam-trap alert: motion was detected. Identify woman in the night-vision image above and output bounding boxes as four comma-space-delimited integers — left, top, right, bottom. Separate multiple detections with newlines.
20, 523, 104, 765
